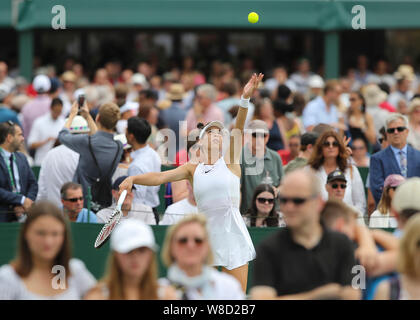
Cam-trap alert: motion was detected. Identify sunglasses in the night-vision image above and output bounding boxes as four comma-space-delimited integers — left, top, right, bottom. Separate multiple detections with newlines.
386, 126, 406, 134
331, 183, 347, 189
176, 237, 205, 246
252, 132, 268, 138
279, 196, 315, 206
257, 197, 274, 204
322, 141, 339, 148
64, 197, 84, 202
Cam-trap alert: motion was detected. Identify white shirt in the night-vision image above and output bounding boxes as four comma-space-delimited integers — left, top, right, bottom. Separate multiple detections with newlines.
36, 145, 79, 207
128, 145, 161, 208
160, 198, 198, 225
96, 202, 156, 225
369, 210, 398, 229
27, 113, 65, 165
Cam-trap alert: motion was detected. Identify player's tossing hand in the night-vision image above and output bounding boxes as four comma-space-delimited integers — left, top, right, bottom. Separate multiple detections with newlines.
242, 73, 264, 99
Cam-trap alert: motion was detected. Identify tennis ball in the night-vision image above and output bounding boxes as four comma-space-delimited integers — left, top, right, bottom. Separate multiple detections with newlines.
248, 12, 259, 24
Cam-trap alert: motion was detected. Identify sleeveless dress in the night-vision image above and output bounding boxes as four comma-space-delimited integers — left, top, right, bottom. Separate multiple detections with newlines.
193, 157, 256, 270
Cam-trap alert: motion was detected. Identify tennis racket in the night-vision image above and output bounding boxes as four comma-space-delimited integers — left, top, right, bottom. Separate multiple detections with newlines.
94, 190, 127, 249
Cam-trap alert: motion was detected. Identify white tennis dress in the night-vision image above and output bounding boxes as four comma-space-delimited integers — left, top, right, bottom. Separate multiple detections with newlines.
193, 157, 256, 270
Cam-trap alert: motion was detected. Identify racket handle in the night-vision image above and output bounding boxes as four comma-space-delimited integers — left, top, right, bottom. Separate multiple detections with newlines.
117, 190, 128, 209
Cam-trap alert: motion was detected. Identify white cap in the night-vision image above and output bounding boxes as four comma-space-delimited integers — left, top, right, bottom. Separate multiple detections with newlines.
131, 73, 148, 88
114, 133, 131, 149
392, 177, 420, 213
33, 74, 51, 93
66, 115, 90, 134
0, 83, 11, 101
308, 75, 325, 89
199, 120, 225, 140
110, 220, 157, 253
119, 101, 139, 114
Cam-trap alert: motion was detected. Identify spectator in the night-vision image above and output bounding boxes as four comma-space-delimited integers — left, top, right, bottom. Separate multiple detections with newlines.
375, 214, 420, 300
302, 79, 344, 132
346, 91, 376, 145
251, 169, 360, 299
369, 174, 405, 229
59, 71, 77, 116
58, 101, 123, 209
138, 103, 160, 149
363, 83, 390, 135
96, 176, 156, 225
28, 98, 65, 166
126, 117, 161, 217
407, 98, 420, 150
116, 101, 138, 134
159, 214, 245, 299
366, 59, 395, 88
37, 115, 88, 206
351, 137, 370, 167
273, 96, 301, 146
0, 61, 15, 90
243, 184, 283, 227
85, 219, 173, 300
389, 75, 414, 108
186, 84, 224, 132
240, 120, 284, 214
288, 134, 300, 161
0, 121, 37, 222
369, 113, 420, 205
307, 74, 325, 101
354, 55, 373, 85
290, 58, 314, 94
0, 202, 96, 299
284, 132, 318, 174
111, 134, 132, 183
308, 130, 366, 215
0, 84, 21, 126
60, 182, 97, 223
160, 180, 198, 225
21, 74, 52, 137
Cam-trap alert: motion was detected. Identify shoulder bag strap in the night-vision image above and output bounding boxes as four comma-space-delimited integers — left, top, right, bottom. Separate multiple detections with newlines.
88, 135, 102, 178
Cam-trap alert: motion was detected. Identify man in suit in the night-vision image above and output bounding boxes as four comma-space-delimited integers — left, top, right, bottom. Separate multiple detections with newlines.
369, 113, 420, 205
0, 121, 38, 222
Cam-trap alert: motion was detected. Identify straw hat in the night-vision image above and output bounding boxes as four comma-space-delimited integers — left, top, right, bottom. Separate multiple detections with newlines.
166, 83, 185, 101
393, 64, 415, 81
363, 84, 387, 107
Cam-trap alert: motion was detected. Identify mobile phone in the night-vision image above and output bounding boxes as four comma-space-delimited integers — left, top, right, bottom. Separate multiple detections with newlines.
78, 94, 85, 109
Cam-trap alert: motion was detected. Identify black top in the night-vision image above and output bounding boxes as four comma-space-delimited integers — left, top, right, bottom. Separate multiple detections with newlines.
253, 225, 357, 296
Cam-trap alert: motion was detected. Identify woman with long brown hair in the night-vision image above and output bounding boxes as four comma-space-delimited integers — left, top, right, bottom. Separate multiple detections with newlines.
346, 91, 376, 145
307, 130, 366, 214
0, 201, 96, 299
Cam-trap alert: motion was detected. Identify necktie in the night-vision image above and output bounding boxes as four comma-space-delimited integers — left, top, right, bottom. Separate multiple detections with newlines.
9, 154, 17, 191
399, 150, 407, 177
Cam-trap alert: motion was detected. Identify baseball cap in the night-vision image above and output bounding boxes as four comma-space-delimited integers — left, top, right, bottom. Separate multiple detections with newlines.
110, 219, 157, 253
384, 174, 405, 188
67, 115, 90, 134
308, 75, 325, 89
199, 120, 225, 140
33, 74, 51, 93
119, 101, 138, 114
112, 175, 136, 191
326, 170, 347, 183
246, 119, 269, 134
392, 177, 420, 213
0, 83, 11, 101
131, 73, 148, 88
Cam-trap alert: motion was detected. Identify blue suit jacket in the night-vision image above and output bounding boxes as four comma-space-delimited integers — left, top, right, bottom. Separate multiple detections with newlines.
369, 145, 420, 204
0, 152, 38, 222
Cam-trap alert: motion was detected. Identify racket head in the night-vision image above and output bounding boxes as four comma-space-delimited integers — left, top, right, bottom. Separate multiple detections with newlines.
94, 209, 123, 249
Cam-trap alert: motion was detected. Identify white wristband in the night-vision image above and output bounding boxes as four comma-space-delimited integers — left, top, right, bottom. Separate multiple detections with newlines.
240, 95, 250, 108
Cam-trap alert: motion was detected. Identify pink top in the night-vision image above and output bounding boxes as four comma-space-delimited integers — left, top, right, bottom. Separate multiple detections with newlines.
21, 95, 52, 137
186, 103, 224, 132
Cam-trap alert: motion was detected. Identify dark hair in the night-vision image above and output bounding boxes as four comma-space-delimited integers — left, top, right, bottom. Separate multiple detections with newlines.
0, 121, 17, 144
273, 99, 294, 116
127, 116, 151, 144
11, 201, 72, 279
60, 182, 82, 200
348, 91, 366, 114
220, 81, 237, 96
51, 97, 63, 108
277, 84, 291, 100
245, 184, 279, 227
300, 132, 319, 151
308, 130, 349, 172
197, 122, 205, 130
137, 103, 154, 120
139, 89, 158, 101
378, 82, 390, 95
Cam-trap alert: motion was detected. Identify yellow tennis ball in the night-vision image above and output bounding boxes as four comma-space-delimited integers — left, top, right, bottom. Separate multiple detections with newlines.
248, 12, 259, 24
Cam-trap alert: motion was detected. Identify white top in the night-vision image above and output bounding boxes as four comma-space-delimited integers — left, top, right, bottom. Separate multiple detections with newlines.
158, 269, 244, 300
96, 202, 156, 225
128, 145, 161, 208
27, 113, 66, 165
193, 157, 256, 270
160, 198, 198, 225
36, 145, 79, 207
0, 259, 96, 300
369, 210, 398, 229
314, 165, 366, 215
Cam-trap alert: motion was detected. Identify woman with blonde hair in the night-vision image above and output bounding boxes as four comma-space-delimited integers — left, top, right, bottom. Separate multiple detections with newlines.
159, 214, 244, 300
407, 98, 420, 150
375, 214, 420, 299
85, 220, 173, 300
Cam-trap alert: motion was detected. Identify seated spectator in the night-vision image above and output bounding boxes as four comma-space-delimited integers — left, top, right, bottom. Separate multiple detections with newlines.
284, 132, 318, 174
288, 134, 301, 162
351, 137, 370, 167
251, 169, 360, 300
0, 84, 21, 126
36, 115, 88, 206
58, 101, 123, 209
160, 180, 198, 225
244, 184, 284, 227
96, 176, 156, 225
85, 219, 174, 300
0, 202, 96, 299
375, 214, 420, 300
0, 121, 37, 222
159, 214, 245, 299
370, 174, 405, 229
61, 182, 97, 223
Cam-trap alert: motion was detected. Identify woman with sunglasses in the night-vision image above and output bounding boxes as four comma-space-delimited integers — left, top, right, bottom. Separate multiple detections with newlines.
159, 214, 245, 300
308, 130, 366, 214
244, 184, 283, 227
119, 73, 263, 292
0, 201, 96, 299
369, 174, 405, 229
346, 91, 376, 145
351, 137, 370, 167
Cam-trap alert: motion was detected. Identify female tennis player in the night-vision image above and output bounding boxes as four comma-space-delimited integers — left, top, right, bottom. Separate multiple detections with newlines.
119, 73, 264, 291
